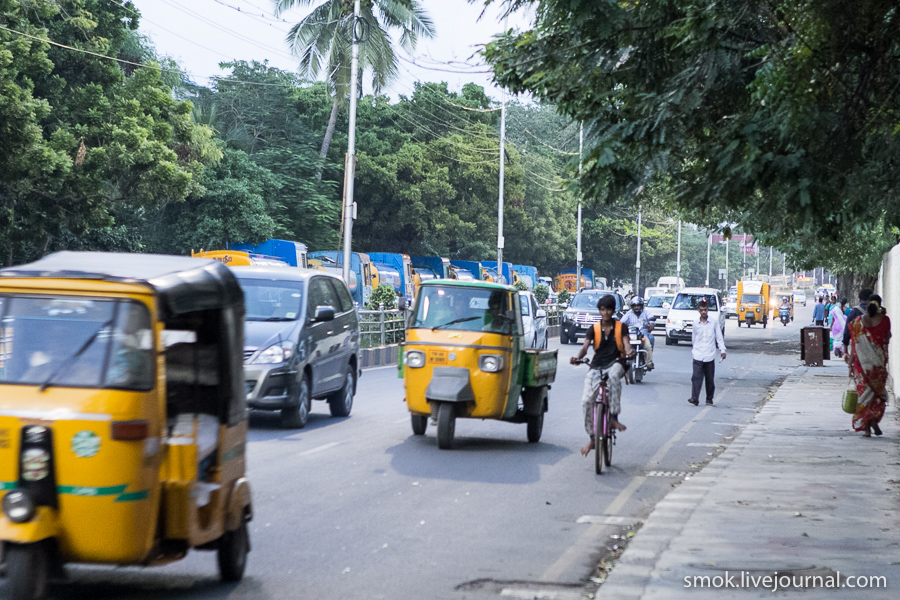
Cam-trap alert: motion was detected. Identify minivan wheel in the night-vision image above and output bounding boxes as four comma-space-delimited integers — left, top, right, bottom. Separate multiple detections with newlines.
281, 376, 311, 428
329, 368, 356, 417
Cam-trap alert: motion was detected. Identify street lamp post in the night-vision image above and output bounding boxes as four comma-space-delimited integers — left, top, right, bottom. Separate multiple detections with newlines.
635, 204, 642, 295
676, 220, 682, 292
340, 0, 361, 285
705, 232, 711, 286
576, 124, 583, 292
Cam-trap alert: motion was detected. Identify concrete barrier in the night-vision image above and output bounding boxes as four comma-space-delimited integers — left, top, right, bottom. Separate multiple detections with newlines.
876, 244, 900, 379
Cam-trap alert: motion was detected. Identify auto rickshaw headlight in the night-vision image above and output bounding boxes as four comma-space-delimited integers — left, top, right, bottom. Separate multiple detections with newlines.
251, 341, 295, 364
2, 490, 35, 524
20, 448, 51, 482
405, 350, 425, 368
479, 354, 504, 373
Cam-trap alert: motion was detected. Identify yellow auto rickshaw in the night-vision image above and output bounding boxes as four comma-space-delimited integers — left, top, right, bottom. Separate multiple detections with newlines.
0, 252, 252, 599
400, 280, 557, 449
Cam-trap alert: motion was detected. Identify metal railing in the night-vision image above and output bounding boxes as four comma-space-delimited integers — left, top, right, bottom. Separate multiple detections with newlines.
358, 305, 407, 348
543, 302, 564, 327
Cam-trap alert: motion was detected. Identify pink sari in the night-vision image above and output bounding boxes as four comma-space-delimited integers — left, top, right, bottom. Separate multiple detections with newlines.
849, 315, 891, 431
830, 306, 846, 354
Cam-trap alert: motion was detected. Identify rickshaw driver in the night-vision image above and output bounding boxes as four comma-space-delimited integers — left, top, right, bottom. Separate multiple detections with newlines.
569, 294, 634, 457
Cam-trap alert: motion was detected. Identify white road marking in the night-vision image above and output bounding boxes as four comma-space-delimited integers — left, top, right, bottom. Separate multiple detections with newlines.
296, 442, 341, 456
686, 442, 727, 447
576, 515, 641, 526
710, 422, 745, 426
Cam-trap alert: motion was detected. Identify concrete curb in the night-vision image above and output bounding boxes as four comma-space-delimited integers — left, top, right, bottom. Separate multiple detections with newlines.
360, 344, 400, 369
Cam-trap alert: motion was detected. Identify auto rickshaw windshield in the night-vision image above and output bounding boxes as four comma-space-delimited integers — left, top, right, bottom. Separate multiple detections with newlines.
412, 287, 516, 334
0, 295, 154, 390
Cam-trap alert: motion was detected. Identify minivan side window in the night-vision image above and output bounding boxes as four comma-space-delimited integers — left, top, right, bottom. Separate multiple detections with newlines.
328, 278, 354, 313
307, 278, 330, 318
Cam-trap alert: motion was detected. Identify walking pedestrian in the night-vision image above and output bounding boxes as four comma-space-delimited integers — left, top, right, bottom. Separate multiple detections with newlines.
842, 288, 874, 349
687, 299, 726, 407
830, 301, 847, 358
812, 297, 826, 326
845, 294, 892, 437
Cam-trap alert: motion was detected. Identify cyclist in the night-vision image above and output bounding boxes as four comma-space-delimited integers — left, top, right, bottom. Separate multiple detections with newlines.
570, 294, 634, 457
620, 296, 655, 371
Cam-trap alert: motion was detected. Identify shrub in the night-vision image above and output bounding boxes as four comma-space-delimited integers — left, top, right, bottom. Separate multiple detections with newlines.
557, 289, 571, 305
513, 279, 528, 291
534, 284, 550, 304
366, 284, 397, 310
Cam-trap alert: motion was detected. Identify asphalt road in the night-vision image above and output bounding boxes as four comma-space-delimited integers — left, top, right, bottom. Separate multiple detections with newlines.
33, 304, 816, 600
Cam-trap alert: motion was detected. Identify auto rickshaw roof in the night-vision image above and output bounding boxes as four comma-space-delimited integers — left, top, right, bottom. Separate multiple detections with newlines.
419, 279, 515, 292
0, 251, 243, 317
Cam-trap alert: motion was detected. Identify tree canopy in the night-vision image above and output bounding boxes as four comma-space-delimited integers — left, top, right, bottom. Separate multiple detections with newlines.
481, 0, 900, 274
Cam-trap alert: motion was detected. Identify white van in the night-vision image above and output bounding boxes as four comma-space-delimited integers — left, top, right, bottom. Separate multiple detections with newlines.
656, 276, 685, 292
644, 286, 668, 298
665, 287, 726, 345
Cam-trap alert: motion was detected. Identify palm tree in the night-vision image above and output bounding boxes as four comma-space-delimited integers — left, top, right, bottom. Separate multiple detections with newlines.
274, 0, 436, 179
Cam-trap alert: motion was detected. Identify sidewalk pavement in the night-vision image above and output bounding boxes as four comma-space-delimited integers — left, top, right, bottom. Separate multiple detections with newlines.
598, 361, 900, 598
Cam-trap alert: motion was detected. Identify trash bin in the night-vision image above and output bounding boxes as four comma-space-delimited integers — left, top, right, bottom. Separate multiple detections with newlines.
801, 326, 826, 366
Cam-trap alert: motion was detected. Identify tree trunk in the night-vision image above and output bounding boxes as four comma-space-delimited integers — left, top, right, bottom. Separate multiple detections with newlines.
317, 99, 340, 181
836, 272, 877, 303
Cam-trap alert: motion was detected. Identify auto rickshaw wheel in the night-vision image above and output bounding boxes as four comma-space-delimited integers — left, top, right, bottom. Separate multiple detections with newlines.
5, 542, 49, 600
217, 520, 249, 582
411, 414, 428, 435
281, 376, 311, 429
328, 368, 356, 418
526, 410, 544, 443
437, 402, 456, 449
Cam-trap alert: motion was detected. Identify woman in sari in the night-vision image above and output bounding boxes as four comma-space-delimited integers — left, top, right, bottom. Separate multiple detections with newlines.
830, 301, 847, 358
846, 294, 891, 436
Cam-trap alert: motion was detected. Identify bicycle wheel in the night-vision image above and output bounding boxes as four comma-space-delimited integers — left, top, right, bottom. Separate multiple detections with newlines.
604, 409, 613, 467
594, 403, 603, 474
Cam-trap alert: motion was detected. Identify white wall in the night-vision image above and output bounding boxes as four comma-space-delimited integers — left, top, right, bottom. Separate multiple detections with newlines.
876, 244, 900, 379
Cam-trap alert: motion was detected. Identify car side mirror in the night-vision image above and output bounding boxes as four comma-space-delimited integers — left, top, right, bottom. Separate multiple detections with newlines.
314, 306, 335, 322
536, 309, 547, 319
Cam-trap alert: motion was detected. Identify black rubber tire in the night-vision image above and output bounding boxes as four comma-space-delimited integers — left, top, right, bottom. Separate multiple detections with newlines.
217, 520, 249, 582
541, 334, 548, 350
604, 424, 613, 467
560, 329, 570, 345
280, 376, 311, 428
665, 335, 674, 346
594, 408, 604, 475
437, 402, 456, 449
526, 411, 543, 443
411, 414, 427, 435
737, 321, 741, 327
6, 542, 49, 600
635, 367, 644, 383
328, 368, 355, 418
627, 366, 635, 385
670, 337, 678, 345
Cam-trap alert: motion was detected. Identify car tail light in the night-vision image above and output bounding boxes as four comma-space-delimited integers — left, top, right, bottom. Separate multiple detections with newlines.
111, 420, 149, 441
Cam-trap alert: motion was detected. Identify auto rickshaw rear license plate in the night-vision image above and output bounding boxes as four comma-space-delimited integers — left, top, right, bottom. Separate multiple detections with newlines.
428, 350, 448, 364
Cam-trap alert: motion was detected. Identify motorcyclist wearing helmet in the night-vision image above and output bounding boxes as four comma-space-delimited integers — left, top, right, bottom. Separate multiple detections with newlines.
620, 296, 655, 370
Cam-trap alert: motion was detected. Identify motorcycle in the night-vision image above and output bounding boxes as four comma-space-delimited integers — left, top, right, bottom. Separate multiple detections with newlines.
779, 307, 791, 326
626, 325, 649, 384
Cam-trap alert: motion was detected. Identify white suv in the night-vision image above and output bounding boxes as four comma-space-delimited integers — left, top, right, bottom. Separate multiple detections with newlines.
665, 287, 727, 345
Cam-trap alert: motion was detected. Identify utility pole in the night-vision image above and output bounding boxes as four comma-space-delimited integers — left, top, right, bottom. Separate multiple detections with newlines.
635, 204, 642, 295
576, 124, 583, 292
705, 233, 711, 286
341, 0, 362, 285
495, 17, 508, 284
725, 237, 729, 288
769, 246, 773, 277
676, 220, 682, 292
756, 241, 760, 278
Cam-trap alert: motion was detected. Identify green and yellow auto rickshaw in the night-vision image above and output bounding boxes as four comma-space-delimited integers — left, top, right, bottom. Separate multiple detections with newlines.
0, 252, 251, 599
400, 280, 557, 449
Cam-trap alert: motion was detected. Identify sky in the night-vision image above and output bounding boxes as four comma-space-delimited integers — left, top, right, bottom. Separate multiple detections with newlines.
136, 0, 535, 100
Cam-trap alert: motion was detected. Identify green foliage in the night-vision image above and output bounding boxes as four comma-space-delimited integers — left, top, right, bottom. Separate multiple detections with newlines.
366, 283, 398, 310
514, 279, 528, 291
533, 284, 549, 303
557, 289, 571, 305
482, 0, 900, 274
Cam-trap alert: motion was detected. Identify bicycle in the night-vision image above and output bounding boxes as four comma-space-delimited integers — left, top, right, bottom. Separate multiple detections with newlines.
574, 358, 615, 474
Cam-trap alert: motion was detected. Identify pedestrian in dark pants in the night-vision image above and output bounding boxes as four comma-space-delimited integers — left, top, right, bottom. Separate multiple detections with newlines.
813, 297, 826, 326
688, 299, 726, 406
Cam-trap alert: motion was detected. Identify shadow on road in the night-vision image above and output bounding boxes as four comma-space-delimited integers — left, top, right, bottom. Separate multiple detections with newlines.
385, 434, 571, 484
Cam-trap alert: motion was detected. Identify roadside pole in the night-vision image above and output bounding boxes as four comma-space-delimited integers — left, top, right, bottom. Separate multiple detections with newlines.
725, 237, 729, 288
496, 17, 508, 283
635, 204, 642, 295
341, 0, 362, 285
769, 246, 773, 277
704, 233, 711, 286
576, 123, 583, 292
756, 241, 760, 277
675, 220, 682, 293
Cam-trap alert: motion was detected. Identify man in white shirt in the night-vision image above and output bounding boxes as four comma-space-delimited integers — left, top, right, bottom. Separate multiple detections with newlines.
687, 299, 726, 406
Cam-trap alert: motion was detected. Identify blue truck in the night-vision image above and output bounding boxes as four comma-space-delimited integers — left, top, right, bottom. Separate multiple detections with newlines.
480, 261, 515, 286
228, 239, 308, 268
366, 252, 415, 308
512, 264, 538, 290
308, 251, 374, 307
411, 256, 450, 282
450, 260, 483, 282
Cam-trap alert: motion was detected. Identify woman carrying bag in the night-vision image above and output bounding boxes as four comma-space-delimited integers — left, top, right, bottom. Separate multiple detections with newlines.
845, 294, 892, 437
